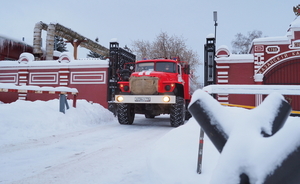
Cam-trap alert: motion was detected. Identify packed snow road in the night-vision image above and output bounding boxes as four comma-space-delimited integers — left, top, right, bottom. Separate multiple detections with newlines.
1, 114, 174, 184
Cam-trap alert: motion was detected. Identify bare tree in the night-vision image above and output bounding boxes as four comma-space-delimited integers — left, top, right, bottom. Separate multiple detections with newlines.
131, 31, 201, 89
231, 30, 263, 54
131, 31, 200, 71
131, 40, 152, 60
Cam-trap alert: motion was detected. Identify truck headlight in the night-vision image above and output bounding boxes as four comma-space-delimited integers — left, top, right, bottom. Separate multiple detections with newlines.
163, 96, 170, 102
116, 96, 124, 102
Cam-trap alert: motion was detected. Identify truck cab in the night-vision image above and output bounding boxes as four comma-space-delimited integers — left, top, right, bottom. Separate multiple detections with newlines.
115, 58, 191, 127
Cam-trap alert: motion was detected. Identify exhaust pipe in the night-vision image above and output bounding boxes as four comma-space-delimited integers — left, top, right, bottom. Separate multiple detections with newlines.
33, 22, 44, 59
45, 23, 55, 60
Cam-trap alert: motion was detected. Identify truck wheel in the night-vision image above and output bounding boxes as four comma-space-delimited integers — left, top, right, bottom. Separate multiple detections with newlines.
117, 103, 135, 125
170, 96, 185, 127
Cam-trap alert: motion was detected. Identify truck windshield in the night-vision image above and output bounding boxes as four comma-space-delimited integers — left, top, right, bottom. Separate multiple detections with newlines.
136, 62, 154, 72
156, 62, 176, 73
136, 62, 176, 73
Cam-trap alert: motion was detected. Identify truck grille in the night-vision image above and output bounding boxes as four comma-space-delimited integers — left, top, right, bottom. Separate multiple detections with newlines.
130, 76, 159, 95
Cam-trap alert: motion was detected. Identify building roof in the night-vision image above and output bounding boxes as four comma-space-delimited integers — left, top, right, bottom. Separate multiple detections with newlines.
289, 15, 300, 28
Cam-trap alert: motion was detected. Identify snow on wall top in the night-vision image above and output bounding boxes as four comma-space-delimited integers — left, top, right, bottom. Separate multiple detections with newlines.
0, 82, 78, 93
215, 52, 253, 63
203, 84, 300, 96
0, 52, 108, 68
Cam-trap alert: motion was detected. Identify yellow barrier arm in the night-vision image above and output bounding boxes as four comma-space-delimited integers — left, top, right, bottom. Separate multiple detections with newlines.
220, 103, 300, 115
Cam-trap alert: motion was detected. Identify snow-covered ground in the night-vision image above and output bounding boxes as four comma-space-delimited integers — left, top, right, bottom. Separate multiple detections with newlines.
0, 91, 299, 184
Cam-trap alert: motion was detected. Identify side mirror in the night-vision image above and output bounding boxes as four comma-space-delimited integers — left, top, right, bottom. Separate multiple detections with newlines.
185, 65, 190, 74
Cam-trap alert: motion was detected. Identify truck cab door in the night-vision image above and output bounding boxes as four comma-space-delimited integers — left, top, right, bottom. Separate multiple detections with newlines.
177, 64, 184, 83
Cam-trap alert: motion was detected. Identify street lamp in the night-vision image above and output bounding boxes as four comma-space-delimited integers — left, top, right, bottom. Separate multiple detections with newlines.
213, 11, 218, 44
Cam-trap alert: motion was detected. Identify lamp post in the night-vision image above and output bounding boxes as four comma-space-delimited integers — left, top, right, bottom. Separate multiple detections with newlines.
198, 11, 219, 174
213, 11, 218, 44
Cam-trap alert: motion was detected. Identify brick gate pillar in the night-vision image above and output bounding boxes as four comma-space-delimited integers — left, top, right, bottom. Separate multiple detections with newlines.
254, 74, 264, 106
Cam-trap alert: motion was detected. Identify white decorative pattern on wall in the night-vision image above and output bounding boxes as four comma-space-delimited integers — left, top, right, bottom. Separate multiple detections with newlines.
29, 72, 59, 85
71, 71, 106, 84
0, 73, 18, 83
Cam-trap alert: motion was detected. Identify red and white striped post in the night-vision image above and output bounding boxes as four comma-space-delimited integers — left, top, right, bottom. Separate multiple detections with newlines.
197, 128, 205, 174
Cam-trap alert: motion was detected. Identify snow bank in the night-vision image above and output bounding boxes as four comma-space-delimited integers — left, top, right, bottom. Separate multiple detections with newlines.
1, 90, 300, 183
0, 99, 115, 146
189, 89, 300, 183
148, 119, 219, 184
150, 89, 300, 184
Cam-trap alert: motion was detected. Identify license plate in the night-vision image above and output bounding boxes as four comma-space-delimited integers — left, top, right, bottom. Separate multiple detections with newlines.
134, 97, 151, 102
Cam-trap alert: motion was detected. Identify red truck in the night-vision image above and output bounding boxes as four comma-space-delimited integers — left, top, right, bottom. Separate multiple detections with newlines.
114, 58, 192, 127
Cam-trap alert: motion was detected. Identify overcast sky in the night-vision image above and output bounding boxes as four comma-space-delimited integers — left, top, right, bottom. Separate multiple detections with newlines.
1, 0, 299, 61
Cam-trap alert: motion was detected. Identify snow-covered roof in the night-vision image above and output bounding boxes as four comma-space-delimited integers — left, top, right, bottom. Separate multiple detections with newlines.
247, 16, 300, 52
206, 33, 215, 39
0, 34, 27, 44
252, 36, 289, 45
0, 34, 32, 49
289, 16, 300, 28
217, 45, 229, 51
110, 38, 118, 42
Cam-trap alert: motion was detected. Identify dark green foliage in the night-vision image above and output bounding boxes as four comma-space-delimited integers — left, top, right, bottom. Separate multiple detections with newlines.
54, 36, 68, 52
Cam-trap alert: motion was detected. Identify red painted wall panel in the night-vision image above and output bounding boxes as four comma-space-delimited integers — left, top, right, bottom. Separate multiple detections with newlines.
228, 63, 255, 85
227, 63, 256, 106
0, 61, 109, 108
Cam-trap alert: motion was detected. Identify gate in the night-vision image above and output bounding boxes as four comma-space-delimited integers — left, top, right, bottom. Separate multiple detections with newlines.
107, 42, 136, 114
264, 58, 300, 111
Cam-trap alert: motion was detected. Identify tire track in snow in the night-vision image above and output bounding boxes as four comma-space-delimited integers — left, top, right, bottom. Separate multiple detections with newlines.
1, 115, 174, 184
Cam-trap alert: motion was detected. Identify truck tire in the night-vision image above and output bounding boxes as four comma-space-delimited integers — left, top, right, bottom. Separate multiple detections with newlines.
117, 103, 135, 125
170, 96, 185, 127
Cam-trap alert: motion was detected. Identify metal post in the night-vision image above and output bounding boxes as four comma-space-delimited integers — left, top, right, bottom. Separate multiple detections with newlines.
59, 94, 70, 113
59, 94, 66, 113
65, 95, 69, 110
73, 95, 77, 108
213, 11, 218, 86
197, 128, 205, 174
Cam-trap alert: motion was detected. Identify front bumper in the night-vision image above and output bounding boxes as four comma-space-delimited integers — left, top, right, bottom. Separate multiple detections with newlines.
115, 95, 176, 104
